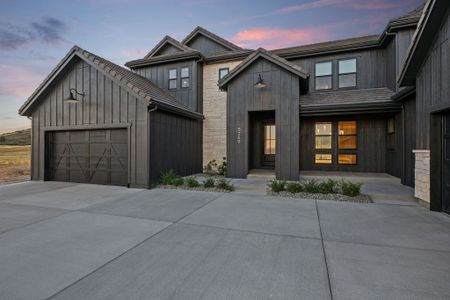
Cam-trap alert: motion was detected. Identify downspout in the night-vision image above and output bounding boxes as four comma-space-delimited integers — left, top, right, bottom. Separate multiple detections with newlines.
402, 103, 406, 184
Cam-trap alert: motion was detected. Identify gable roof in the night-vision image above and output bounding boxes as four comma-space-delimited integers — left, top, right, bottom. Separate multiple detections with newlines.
19, 46, 203, 119
398, 0, 448, 86
218, 48, 308, 89
182, 26, 243, 52
125, 51, 203, 68
144, 35, 197, 59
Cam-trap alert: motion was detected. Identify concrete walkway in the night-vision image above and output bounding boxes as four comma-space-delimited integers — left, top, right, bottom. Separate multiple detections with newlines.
0, 181, 449, 299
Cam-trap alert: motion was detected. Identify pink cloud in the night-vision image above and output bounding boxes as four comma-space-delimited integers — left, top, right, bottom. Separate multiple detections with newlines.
231, 19, 360, 49
0, 64, 46, 98
119, 48, 145, 60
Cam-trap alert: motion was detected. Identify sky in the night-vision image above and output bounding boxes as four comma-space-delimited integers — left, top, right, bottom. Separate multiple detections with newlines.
0, 0, 424, 133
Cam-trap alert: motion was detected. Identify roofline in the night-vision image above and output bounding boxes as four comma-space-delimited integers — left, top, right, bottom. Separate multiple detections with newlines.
125, 52, 203, 68
151, 101, 204, 120
203, 50, 253, 64
391, 86, 416, 102
19, 46, 200, 119
218, 48, 308, 89
181, 26, 242, 51
300, 101, 402, 116
398, 0, 447, 86
143, 35, 195, 59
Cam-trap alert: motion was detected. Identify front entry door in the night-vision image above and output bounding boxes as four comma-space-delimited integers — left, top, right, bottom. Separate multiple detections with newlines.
263, 123, 276, 168
443, 113, 450, 214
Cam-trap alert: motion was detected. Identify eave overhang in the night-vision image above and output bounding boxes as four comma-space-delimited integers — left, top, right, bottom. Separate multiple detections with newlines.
125, 52, 204, 68
300, 101, 402, 116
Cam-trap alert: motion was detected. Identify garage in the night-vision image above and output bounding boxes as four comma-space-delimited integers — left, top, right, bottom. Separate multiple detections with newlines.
46, 129, 128, 186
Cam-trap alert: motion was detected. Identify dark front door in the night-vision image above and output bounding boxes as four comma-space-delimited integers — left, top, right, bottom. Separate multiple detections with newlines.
46, 129, 128, 186
443, 113, 450, 213
263, 123, 275, 168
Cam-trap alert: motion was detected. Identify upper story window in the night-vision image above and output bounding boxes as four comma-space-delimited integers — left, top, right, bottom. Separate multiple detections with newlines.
181, 67, 190, 88
315, 62, 332, 90
219, 68, 229, 80
338, 58, 357, 88
168, 69, 177, 90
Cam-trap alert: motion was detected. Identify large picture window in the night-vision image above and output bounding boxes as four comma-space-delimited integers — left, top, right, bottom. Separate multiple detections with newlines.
338, 121, 357, 149
338, 59, 357, 88
315, 62, 332, 90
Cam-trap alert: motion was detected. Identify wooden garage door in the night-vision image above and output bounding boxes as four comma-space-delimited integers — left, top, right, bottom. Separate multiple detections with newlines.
46, 129, 128, 186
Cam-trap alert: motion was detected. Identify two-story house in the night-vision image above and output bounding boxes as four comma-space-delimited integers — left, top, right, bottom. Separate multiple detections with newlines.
18, 0, 450, 213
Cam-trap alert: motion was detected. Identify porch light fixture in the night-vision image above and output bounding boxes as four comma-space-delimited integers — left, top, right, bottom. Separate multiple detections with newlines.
254, 74, 266, 88
64, 88, 84, 104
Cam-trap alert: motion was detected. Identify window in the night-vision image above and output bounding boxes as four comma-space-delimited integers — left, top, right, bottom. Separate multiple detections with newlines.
387, 118, 395, 150
315, 62, 332, 90
338, 121, 357, 149
315, 122, 332, 149
180, 67, 190, 88
315, 154, 332, 164
219, 68, 229, 80
338, 154, 357, 165
264, 125, 276, 155
168, 69, 177, 90
338, 59, 357, 88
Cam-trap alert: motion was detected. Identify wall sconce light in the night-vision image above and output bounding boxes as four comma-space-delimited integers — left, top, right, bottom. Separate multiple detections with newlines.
254, 74, 267, 88
64, 88, 84, 104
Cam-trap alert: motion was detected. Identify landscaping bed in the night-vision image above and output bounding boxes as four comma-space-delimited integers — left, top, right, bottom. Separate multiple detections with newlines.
267, 178, 372, 203
158, 170, 234, 193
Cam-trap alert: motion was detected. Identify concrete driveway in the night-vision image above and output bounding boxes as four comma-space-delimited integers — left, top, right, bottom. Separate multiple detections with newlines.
0, 182, 449, 300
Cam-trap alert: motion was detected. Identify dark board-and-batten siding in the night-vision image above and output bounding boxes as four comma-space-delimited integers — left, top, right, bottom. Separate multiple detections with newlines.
149, 110, 202, 185
31, 58, 150, 188
227, 58, 300, 180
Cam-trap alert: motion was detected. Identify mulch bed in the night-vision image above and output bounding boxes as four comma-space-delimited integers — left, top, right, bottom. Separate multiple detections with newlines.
268, 191, 372, 203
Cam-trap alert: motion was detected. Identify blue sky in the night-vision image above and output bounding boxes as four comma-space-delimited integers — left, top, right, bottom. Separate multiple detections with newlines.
0, 0, 423, 133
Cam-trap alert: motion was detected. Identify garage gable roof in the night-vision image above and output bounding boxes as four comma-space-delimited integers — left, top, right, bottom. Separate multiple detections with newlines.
218, 48, 309, 89
19, 46, 203, 119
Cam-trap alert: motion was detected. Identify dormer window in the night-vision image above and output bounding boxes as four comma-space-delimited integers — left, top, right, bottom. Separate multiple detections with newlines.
315, 62, 332, 90
338, 58, 357, 88
181, 67, 190, 88
168, 69, 177, 90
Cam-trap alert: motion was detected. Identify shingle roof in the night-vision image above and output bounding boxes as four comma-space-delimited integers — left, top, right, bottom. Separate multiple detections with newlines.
300, 88, 395, 107
19, 46, 203, 119
218, 48, 308, 89
271, 35, 380, 59
182, 26, 243, 51
144, 35, 198, 59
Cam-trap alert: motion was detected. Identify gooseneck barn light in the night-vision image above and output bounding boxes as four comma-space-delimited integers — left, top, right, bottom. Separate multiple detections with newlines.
254, 74, 267, 88
64, 88, 85, 104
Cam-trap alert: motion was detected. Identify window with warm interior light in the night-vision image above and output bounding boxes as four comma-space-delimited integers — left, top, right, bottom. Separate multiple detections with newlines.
338, 121, 357, 149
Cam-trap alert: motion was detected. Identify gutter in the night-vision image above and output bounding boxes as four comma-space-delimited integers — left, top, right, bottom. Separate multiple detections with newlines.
148, 101, 204, 120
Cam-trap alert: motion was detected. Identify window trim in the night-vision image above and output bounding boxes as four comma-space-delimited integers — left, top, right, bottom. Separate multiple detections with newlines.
219, 67, 229, 80
168, 68, 177, 90
314, 61, 333, 91
180, 66, 190, 89
338, 58, 357, 89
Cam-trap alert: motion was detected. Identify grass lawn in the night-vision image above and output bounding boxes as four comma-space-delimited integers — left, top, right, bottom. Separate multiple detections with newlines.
0, 145, 31, 184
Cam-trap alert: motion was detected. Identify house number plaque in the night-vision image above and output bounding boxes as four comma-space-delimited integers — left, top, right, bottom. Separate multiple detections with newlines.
237, 127, 241, 144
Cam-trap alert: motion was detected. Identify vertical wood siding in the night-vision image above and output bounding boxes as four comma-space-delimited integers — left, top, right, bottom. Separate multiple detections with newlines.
416, 9, 450, 149
133, 60, 200, 112
30, 58, 150, 187
227, 58, 300, 180
149, 110, 202, 185
186, 35, 230, 56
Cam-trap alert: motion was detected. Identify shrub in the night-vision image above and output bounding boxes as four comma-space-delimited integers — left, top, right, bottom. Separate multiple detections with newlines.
203, 177, 215, 188
286, 181, 303, 193
268, 179, 286, 193
317, 179, 339, 194
185, 177, 200, 188
302, 178, 320, 193
172, 177, 184, 186
217, 157, 227, 176
160, 170, 177, 185
216, 178, 234, 191
203, 160, 218, 175
340, 180, 362, 197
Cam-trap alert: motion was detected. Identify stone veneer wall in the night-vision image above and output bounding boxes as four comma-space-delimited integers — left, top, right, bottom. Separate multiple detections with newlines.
413, 150, 430, 207
202, 60, 242, 166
